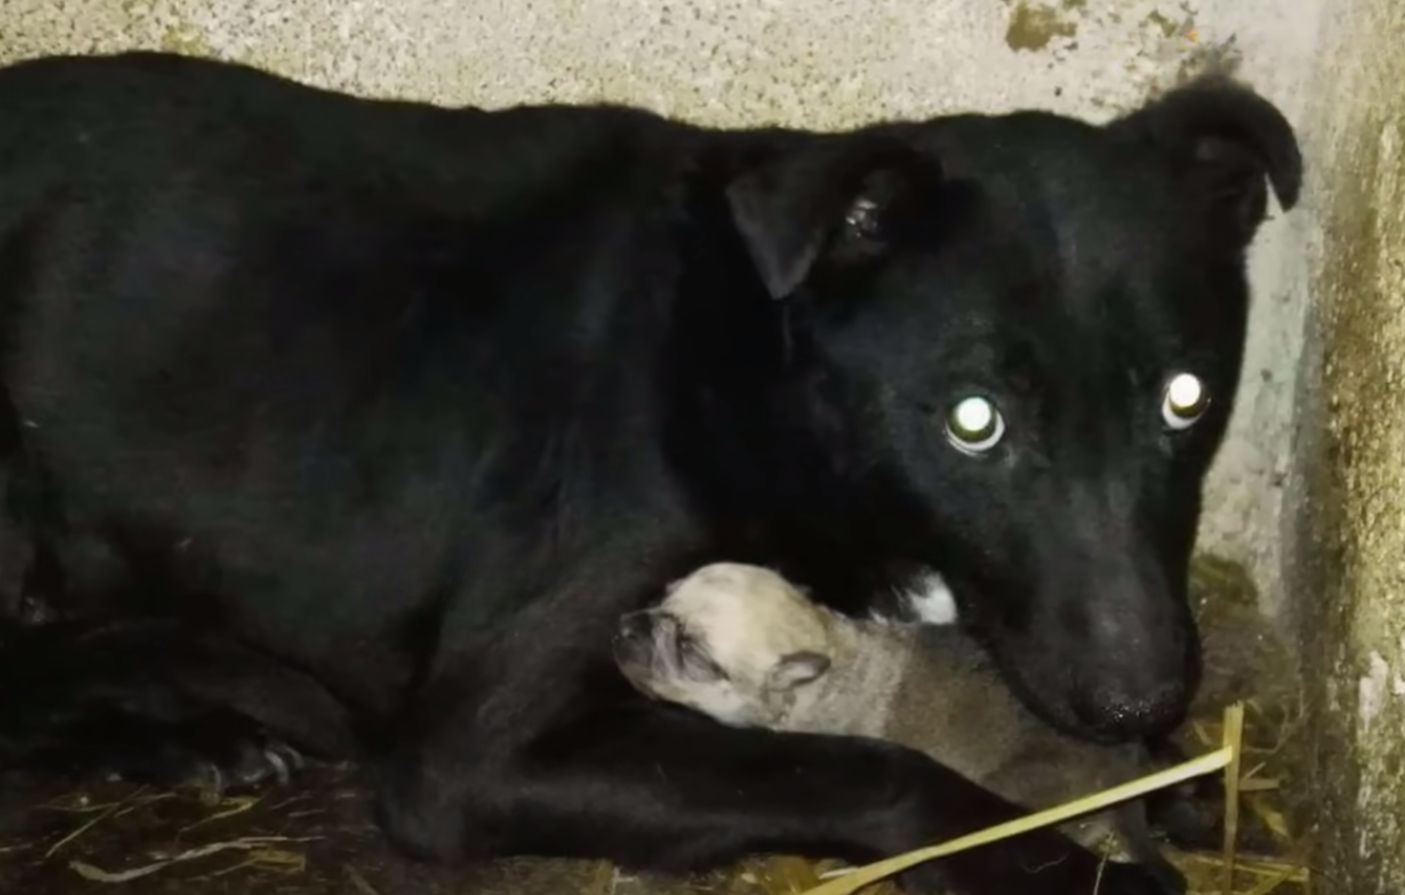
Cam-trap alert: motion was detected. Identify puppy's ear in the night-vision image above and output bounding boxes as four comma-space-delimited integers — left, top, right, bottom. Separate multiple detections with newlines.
1112, 78, 1302, 245
766, 651, 831, 690
727, 139, 939, 299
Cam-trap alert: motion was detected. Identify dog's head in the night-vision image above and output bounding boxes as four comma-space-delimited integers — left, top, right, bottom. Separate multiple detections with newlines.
718, 80, 1300, 741
612, 563, 833, 727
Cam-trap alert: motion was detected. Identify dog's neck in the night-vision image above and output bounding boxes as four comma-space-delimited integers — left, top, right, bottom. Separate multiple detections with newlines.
774, 610, 916, 738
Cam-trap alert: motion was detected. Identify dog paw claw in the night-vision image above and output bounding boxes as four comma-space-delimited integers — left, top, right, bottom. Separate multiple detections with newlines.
179, 736, 304, 793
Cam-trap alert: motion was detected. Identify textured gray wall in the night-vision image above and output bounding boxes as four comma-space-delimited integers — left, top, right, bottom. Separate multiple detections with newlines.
0, 1, 1320, 610
1286, 0, 1405, 889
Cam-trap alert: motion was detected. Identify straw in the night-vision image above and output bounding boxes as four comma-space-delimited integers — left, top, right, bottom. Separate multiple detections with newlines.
1220, 702, 1246, 893
798, 703, 1244, 895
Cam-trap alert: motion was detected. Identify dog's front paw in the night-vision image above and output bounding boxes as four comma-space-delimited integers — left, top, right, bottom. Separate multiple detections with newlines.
895, 863, 955, 895
1096, 859, 1186, 895
187, 737, 305, 797
899, 859, 1183, 895
929, 841, 1185, 895
106, 729, 306, 797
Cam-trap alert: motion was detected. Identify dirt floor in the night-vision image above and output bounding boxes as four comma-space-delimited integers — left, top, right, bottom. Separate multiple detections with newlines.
0, 556, 1311, 895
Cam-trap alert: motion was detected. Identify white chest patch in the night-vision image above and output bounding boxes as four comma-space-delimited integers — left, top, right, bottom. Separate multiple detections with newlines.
900, 570, 959, 625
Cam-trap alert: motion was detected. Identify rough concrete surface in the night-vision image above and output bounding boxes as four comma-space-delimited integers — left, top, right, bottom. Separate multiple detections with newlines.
1285, 0, 1405, 891
0, 0, 1322, 618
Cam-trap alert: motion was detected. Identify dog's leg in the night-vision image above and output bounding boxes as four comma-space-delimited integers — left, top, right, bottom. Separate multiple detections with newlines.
0, 619, 355, 790
380, 684, 1175, 895
1112, 803, 1187, 895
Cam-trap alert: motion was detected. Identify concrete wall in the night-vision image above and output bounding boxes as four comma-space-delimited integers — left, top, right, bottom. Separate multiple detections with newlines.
1286, 0, 1405, 891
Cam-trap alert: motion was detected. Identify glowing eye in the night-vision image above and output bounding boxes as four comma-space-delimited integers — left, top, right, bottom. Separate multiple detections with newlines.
1161, 372, 1209, 430
945, 396, 1005, 454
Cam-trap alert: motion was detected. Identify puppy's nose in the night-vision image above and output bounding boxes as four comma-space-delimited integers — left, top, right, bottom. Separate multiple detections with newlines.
618, 611, 654, 642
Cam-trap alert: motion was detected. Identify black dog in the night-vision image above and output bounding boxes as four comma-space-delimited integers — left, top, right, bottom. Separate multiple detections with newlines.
0, 52, 1298, 894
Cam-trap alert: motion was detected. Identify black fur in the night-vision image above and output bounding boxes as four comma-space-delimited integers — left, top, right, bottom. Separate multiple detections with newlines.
0, 53, 1298, 894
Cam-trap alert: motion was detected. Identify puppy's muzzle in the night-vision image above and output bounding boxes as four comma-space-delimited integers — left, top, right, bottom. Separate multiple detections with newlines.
613, 610, 657, 669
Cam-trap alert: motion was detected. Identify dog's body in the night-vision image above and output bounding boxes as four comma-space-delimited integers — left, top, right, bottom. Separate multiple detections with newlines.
616, 563, 1172, 875
0, 52, 1299, 895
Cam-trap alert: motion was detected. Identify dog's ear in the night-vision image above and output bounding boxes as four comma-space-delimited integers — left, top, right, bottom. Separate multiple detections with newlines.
765, 651, 831, 690
727, 139, 939, 299
1112, 78, 1302, 245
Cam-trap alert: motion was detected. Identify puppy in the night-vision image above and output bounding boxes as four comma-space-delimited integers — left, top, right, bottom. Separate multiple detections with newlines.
614, 562, 1174, 870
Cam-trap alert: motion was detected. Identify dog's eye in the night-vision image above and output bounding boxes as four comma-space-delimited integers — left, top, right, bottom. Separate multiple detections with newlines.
1161, 372, 1209, 430
945, 396, 1005, 455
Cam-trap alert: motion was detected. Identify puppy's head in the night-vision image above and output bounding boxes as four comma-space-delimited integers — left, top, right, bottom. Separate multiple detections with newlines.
613, 563, 832, 727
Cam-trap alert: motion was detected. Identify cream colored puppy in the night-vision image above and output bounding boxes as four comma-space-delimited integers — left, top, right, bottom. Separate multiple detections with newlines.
613, 562, 1172, 869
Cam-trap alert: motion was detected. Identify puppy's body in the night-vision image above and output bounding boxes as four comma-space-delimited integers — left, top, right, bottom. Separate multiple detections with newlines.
886, 627, 1160, 863
790, 620, 903, 740
617, 563, 1165, 864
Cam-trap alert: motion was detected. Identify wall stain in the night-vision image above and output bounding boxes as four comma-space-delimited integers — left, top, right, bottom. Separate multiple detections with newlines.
159, 22, 211, 57
1004, 2, 1078, 52
1145, 10, 1179, 38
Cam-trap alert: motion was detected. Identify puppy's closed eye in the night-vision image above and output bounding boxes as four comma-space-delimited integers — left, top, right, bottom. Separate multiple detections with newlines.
676, 632, 728, 681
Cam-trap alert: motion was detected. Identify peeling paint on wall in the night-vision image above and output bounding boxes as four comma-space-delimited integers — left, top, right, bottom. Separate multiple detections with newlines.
1358, 650, 1391, 732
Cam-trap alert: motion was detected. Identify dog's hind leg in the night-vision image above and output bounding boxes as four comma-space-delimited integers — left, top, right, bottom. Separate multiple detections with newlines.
0, 388, 40, 624
0, 619, 359, 792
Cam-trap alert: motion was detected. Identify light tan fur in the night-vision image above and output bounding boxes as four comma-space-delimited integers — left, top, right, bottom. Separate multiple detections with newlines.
617, 562, 1163, 862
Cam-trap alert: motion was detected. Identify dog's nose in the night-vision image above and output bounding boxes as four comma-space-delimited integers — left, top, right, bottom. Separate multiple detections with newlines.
1075, 679, 1188, 740
618, 611, 653, 642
